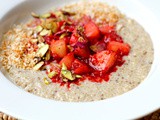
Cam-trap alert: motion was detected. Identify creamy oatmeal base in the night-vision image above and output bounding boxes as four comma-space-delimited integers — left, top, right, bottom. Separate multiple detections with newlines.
0, 2, 153, 102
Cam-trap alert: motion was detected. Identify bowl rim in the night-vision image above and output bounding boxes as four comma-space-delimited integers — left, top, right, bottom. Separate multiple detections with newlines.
0, 0, 160, 120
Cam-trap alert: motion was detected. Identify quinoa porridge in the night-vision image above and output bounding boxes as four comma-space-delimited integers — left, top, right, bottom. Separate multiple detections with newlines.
0, 2, 153, 102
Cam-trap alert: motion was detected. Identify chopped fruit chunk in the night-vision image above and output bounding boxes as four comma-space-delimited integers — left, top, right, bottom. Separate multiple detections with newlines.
44, 35, 54, 44
27, 10, 131, 87
69, 33, 79, 46
99, 24, 114, 34
70, 27, 88, 46
107, 41, 131, 55
89, 50, 117, 72
90, 41, 107, 53
104, 31, 123, 42
59, 53, 75, 70
50, 39, 67, 58
74, 46, 90, 58
72, 59, 90, 74
84, 21, 100, 40
79, 15, 91, 26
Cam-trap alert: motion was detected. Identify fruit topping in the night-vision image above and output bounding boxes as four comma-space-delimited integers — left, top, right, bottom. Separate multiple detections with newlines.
29, 10, 131, 87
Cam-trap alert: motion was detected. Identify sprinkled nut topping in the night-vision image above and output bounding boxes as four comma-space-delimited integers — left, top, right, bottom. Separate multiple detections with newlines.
31, 12, 39, 18
36, 25, 43, 33
48, 71, 57, 78
36, 44, 49, 57
40, 13, 51, 18
40, 29, 49, 36
0, 1, 153, 103
43, 77, 50, 85
33, 61, 44, 71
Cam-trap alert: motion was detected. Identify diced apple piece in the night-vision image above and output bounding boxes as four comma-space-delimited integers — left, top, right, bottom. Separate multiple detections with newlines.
84, 21, 100, 40
89, 50, 117, 72
59, 52, 75, 70
50, 39, 67, 58
72, 59, 90, 74
107, 41, 131, 55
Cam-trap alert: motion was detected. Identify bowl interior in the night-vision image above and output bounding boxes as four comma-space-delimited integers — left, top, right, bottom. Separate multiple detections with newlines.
0, 0, 160, 120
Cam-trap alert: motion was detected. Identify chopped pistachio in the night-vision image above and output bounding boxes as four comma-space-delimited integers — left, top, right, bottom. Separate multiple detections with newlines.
36, 25, 43, 33
43, 78, 50, 85
45, 22, 53, 29
48, 30, 52, 36
31, 12, 39, 18
33, 61, 44, 71
51, 22, 58, 33
61, 70, 75, 81
44, 80, 50, 85
59, 33, 68, 39
40, 13, 51, 18
55, 11, 63, 18
37, 44, 49, 57
40, 29, 49, 36
45, 51, 51, 61
61, 63, 75, 81
75, 75, 82, 78
63, 78, 68, 82
48, 71, 57, 78
62, 63, 67, 70
40, 19, 46, 28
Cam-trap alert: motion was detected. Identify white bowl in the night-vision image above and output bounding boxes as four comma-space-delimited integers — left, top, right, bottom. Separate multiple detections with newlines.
0, 0, 160, 120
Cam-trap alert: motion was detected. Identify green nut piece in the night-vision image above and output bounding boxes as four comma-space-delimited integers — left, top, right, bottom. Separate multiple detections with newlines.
40, 13, 51, 18
36, 25, 43, 33
37, 44, 49, 57
40, 29, 49, 36
62, 63, 67, 70
75, 75, 82, 78
61, 70, 75, 81
31, 12, 39, 18
33, 61, 44, 71
48, 71, 57, 78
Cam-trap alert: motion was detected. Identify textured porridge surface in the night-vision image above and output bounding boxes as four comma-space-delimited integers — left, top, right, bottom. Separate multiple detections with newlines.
0, 2, 153, 102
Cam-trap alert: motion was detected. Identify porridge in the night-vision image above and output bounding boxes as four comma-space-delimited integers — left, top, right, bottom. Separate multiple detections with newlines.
0, 2, 153, 102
